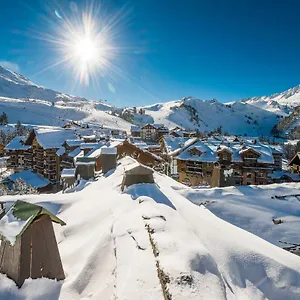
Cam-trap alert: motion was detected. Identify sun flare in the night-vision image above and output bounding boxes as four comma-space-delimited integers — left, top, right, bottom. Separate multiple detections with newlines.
35, 3, 121, 87
74, 37, 98, 63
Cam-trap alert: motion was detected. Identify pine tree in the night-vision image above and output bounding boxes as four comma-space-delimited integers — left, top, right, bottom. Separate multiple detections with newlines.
2, 112, 8, 125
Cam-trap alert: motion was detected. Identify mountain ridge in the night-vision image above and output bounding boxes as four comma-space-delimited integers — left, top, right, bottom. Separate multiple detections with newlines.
1, 64, 300, 136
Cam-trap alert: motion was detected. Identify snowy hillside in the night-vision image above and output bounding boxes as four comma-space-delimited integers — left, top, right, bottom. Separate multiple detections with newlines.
0, 66, 84, 103
240, 85, 300, 115
2, 64, 300, 136
133, 97, 281, 136
0, 157, 300, 299
0, 66, 132, 130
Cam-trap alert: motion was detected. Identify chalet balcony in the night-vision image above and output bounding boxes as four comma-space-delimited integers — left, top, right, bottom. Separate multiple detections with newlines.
186, 170, 204, 176
34, 164, 44, 171
44, 170, 57, 175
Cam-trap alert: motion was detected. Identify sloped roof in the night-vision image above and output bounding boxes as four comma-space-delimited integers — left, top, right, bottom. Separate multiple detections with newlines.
68, 147, 82, 158
101, 147, 117, 155
124, 162, 154, 175
5, 136, 31, 151
65, 139, 82, 147
0, 200, 65, 244
131, 125, 141, 132
240, 143, 274, 164
61, 168, 76, 178
33, 128, 77, 149
9, 170, 50, 188
56, 147, 65, 156
163, 136, 193, 154
177, 140, 218, 162
269, 170, 300, 181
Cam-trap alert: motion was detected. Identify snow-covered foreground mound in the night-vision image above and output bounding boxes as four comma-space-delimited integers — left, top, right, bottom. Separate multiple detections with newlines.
0, 158, 300, 299
178, 183, 300, 250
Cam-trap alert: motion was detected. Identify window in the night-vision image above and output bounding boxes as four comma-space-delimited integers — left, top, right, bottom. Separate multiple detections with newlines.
247, 173, 252, 179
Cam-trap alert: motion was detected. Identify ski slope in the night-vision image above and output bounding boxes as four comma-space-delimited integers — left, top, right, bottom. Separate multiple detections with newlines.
134, 97, 280, 136
0, 157, 299, 299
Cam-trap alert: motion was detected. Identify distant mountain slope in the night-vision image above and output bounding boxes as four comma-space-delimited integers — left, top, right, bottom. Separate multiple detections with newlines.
132, 97, 281, 136
0, 66, 132, 130
271, 105, 300, 138
2, 64, 300, 136
0, 66, 85, 103
239, 85, 300, 115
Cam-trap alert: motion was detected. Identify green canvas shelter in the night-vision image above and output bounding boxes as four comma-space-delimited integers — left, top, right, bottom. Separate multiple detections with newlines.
0, 200, 66, 287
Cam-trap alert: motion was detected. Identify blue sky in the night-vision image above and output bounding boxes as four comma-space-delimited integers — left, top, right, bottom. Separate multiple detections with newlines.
1, 0, 300, 107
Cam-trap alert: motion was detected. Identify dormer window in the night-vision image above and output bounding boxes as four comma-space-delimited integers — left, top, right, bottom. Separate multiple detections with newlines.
189, 147, 202, 156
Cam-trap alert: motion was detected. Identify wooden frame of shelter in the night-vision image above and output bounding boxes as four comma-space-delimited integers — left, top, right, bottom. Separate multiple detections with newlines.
121, 163, 155, 191
0, 200, 66, 287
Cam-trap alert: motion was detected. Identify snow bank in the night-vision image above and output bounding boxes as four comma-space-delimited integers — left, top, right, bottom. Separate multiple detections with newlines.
0, 157, 299, 299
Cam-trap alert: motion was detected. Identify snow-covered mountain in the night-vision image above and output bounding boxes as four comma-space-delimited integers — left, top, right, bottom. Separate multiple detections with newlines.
2, 64, 300, 136
0, 66, 85, 103
1, 157, 300, 299
130, 84, 300, 136
0, 66, 132, 130
132, 97, 282, 136
239, 85, 300, 115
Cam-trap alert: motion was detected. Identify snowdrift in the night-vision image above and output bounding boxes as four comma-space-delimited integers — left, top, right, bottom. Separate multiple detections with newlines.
0, 157, 299, 299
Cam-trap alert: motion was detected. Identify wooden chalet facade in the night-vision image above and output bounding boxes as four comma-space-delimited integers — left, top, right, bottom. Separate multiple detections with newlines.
117, 140, 164, 169
130, 125, 141, 137
20, 129, 77, 185
141, 124, 169, 142
175, 140, 283, 187
5, 137, 32, 171
288, 152, 300, 173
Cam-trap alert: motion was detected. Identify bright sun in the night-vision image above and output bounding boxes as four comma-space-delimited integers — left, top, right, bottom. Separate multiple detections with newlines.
73, 36, 100, 63
38, 4, 120, 87
54, 11, 113, 86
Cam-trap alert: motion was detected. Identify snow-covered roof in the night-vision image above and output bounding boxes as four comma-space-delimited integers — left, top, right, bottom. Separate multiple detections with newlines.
217, 145, 233, 153
168, 137, 197, 156
68, 147, 82, 158
0, 200, 65, 245
80, 143, 100, 150
176, 139, 275, 165
8, 170, 50, 188
56, 147, 65, 156
65, 139, 83, 147
34, 128, 77, 149
240, 143, 274, 164
131, 125, 141, 132
61, 168, 76, 178
86, 141, 121, 158
177, 140, 218, 162
82, 134, 96, 139
5, 136, 31, 151
101, 147, 117, 155
269, 170, 300, 181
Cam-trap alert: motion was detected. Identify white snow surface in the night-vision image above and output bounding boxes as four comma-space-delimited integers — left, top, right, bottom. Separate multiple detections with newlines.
9, 170, 50, 188
135, 98, 281, 136
0, 157, 300, 299
0, 208, 30, 245
0, 66, 132, 131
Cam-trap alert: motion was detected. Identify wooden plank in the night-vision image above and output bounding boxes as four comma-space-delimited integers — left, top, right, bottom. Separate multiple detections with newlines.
0, 238, 21, 286
19, 227, 31, 286
41, 216, 65, 280
30, 218, 46, 279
